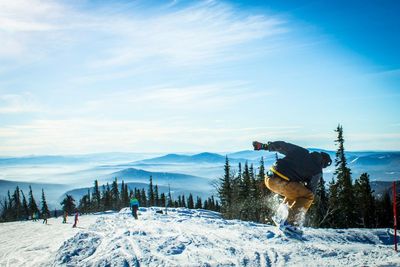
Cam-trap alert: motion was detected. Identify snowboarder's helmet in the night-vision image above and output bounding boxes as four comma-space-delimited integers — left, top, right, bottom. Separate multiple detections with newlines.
321, 152, 332, 168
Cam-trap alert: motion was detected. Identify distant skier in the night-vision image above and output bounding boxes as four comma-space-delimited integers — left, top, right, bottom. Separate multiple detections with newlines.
72, 211, 79, 228
42, 213, 48, 224
32, 212, 39, 222
130, 197, 140, 219
253, 141, 332, 230
62, 211, 68, 224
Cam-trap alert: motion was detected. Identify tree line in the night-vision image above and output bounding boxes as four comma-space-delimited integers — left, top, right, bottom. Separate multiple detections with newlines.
218, 125, 396, 228
1, 176, 220, 223
71, 176, 220, 215
0, 186, 50, 222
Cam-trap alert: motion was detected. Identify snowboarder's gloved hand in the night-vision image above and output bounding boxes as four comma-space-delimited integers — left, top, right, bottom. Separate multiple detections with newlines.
253, 141, 268, 150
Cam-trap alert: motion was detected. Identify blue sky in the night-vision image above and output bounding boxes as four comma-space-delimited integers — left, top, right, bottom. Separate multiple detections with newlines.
0, 0, 399, 155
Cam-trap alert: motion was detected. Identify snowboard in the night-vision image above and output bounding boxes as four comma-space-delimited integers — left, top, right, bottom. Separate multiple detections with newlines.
272, 216, 304, 240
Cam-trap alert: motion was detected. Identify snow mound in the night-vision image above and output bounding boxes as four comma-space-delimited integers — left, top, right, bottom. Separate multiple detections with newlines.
50, 207, 400, 266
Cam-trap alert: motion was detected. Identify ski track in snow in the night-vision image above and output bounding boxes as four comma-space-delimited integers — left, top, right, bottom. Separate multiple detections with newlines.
1, 208, 400, 267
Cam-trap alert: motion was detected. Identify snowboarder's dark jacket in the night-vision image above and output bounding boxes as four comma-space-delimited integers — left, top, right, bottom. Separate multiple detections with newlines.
267, 141, 331, 192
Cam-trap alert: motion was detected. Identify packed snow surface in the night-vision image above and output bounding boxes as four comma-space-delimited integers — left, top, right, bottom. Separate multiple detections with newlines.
0, 208, 399, 266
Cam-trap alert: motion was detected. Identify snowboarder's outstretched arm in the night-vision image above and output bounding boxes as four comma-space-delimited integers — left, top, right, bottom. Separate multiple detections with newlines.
253, 141, 308, 156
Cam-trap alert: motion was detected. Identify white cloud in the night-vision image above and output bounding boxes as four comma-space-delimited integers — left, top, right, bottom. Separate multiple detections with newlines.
79, 82, 275, 115
0, 0, 287, 71
0, 93, 42, 114
0, 118, 301, 155
88, 2, 286, 68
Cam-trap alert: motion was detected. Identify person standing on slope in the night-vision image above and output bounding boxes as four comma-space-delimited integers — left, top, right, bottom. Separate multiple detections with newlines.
130, 196, 140, 220
62, 211, 68, 224
72, 211, 79, 228
253, 140, 332, 227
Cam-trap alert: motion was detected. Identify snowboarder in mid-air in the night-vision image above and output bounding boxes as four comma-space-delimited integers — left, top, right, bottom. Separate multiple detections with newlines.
130, 196, 140, 219
253, 140, 332, 236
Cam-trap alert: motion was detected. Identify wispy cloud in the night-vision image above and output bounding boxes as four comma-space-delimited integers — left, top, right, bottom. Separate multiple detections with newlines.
87, 1, 286, 68
0, 118, 301, 155
0, 0, 287, 72
79, 82, 275, 115
0, 93, 42, 114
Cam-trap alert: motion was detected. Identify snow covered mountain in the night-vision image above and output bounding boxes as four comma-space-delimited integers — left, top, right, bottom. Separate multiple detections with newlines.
0, 208, 398, 266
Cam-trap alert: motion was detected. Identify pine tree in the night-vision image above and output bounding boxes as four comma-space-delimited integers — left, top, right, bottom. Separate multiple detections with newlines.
239, 162, 252, 220
104, 183, 112, 210
111, 178, 120, 210
140, 188, 147, 207
333, 125, 356, 228
148, 176, 155, 206
60, 194, 76, 215
167, 186, 173, 208
178, 195, 182, 207
326, 178, 339, 227
240, 162, 252, 200
308, 177, 329, 227
181, 195, 187, 207
218, 156, 233, 218
187, 194, 194, 209
28, 186, 39, 217
92, 180, 101, 210
41, 189, 50, 218
376, 190, 392, 227
154, 185, 160, 207
12, 186, 22, 220
354, 173, 376, 228
78, 189, 92, 214
124, 183, 129, 207
21, 190, 29, 219
258, 157, 273, 223
195, 196, 202, 209
160, 193, 166, 207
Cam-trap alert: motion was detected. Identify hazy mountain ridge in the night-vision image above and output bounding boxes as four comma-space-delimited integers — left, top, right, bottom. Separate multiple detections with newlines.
1, 149, 399, 209
102, 168, 213, 191
133, 152, 250, 164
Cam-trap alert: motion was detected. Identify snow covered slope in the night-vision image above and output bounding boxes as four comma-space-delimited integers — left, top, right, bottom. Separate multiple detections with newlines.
1, 208, 399, 266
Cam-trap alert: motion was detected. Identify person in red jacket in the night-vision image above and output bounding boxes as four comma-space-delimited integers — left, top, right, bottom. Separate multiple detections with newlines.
72, 211, 79, 228
253, 140, 332, 227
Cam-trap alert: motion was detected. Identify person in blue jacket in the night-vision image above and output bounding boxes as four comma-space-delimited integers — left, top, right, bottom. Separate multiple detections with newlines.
130, 196, 140, 219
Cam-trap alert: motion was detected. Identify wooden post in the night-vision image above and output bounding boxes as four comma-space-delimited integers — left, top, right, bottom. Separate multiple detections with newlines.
394, 181, 397, 252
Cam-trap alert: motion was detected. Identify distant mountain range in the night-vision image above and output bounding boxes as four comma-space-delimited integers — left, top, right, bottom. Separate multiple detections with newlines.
1, 149, 400, 209
0, 152, 160, 166
0, 166, 215, 209
101, 168, 213, 191
133, 152, 249, 165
